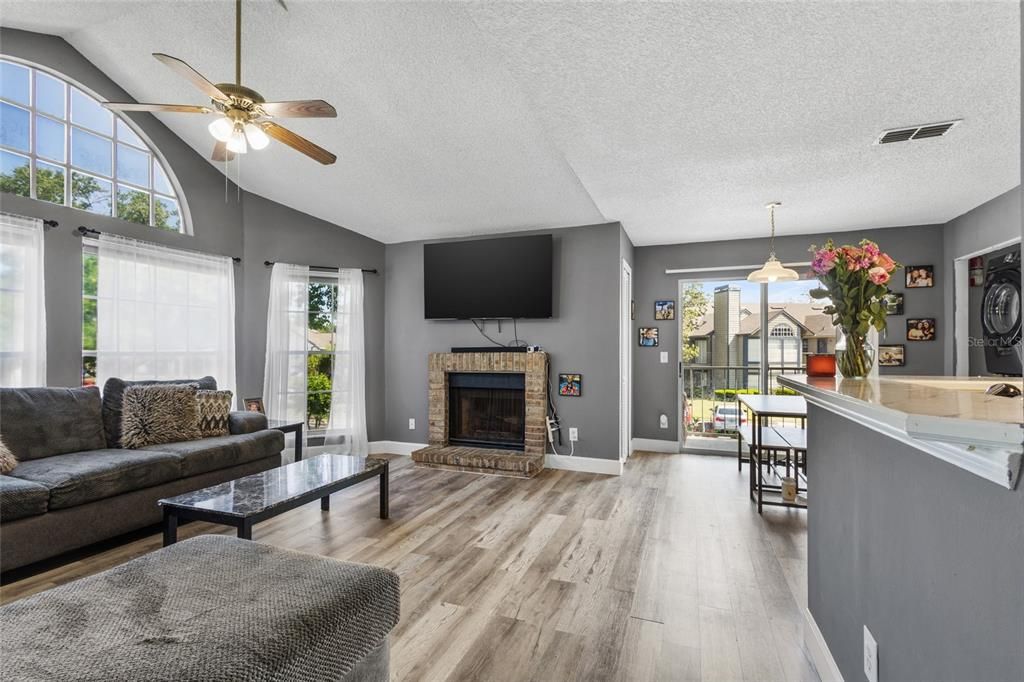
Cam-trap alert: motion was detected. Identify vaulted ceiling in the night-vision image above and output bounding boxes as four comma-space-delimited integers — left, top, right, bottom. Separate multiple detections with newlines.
2, 1, 1019, 245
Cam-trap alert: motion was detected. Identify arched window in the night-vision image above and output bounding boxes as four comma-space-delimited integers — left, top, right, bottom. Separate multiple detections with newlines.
0, 58, 189, 233
770, 324, 796, 337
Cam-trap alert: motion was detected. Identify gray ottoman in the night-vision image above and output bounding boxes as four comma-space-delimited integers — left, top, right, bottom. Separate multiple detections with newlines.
0, 536, 400, 681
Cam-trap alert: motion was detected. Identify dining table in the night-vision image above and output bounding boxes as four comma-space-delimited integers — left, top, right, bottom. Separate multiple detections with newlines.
737, 394, 808, 513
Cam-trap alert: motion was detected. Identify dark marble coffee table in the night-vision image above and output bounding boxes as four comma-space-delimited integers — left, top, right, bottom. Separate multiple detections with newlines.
159, 454, 389, 546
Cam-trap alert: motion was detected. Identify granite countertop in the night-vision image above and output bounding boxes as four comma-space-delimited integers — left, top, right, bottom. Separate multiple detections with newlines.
778, 374, 1024, 489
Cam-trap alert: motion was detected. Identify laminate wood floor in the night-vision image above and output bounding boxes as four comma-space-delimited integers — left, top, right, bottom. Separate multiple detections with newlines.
1, 452, 818, 682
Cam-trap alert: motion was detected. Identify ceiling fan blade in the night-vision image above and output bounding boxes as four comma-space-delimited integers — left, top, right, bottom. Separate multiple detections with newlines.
211, 141, 235, 162
260, 100, 337, 118
104, 102, 212, 114
153, 53, 228, 102
263, 122, 337, 165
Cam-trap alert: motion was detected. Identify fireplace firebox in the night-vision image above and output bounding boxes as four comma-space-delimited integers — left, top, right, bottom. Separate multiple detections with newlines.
447, 372, 525, 450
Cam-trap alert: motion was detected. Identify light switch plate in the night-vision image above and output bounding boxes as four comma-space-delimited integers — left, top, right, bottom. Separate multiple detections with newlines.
408, 418, 416, 430
863, 625, 878, 682
660, 351, 668, 363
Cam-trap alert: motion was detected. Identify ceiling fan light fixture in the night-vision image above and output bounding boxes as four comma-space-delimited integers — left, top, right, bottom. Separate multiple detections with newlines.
244, 122, 270, 150
208, 116, 233, 142
226, 125, 248, 154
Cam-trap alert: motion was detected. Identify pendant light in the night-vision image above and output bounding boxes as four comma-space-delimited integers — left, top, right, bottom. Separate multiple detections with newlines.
748, 201, 800, 283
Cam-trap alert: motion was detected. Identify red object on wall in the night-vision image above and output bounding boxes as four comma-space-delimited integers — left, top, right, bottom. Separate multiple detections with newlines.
807, 354, 837, 377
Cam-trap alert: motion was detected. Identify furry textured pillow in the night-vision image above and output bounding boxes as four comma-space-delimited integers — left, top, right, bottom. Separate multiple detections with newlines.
196, 390, 233, 438
0, 436, 17, 474
121, 384, 202, 449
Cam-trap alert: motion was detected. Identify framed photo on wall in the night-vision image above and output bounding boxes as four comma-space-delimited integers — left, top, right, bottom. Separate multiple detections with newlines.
558, 373, 582, 397
906, 318, 936, 341
878, 345, 905, 367
905, 265, 934, 288
639, 327, 659, 347
654, 300, 675, 320
883, 291, 904, 315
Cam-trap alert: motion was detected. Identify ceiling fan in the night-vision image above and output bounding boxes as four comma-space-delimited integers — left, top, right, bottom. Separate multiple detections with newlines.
103, 0, 337, 165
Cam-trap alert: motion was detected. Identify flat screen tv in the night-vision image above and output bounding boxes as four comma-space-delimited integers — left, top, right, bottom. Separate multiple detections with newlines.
424, 234, 553, 319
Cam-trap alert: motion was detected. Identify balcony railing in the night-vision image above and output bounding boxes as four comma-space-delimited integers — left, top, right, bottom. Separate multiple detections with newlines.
683, 363, 806, 438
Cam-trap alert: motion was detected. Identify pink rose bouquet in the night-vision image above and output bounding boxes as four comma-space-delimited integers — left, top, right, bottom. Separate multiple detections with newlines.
808, 239, 901, 377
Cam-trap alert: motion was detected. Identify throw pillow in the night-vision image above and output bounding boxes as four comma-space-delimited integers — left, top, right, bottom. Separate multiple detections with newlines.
121, 384, 202, 449
102, 376, 217, 448
196, 390, 233, 438
0, 436, 17, 474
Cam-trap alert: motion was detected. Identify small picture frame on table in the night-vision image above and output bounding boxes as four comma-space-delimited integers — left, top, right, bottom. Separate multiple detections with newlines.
244, 397, 265, 414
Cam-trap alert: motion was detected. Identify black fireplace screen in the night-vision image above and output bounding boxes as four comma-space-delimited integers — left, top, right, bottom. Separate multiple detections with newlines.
448, 373, 525, 450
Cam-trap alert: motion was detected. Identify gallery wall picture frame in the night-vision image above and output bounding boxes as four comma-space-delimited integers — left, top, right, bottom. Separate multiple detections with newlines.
878, 344, 906, 367
639, 327, 659, 347
883, 291, 904, 315
654, 300, 675, 320
906, 318, 936, 341
905, 265, 934, 288
558, 373, 582, 397
244, 397, 266, 414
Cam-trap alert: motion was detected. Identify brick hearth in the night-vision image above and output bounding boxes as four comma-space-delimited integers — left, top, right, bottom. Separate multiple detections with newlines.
412, 351, 548, 477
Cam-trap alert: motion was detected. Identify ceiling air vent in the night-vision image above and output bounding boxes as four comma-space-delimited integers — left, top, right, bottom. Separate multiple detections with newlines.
876, 120, 961, 145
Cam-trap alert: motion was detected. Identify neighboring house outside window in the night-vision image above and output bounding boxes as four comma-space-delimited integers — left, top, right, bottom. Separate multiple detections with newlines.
0, 58, 189, 233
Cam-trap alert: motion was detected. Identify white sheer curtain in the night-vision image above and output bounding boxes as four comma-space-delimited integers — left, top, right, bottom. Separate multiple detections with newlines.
263, 263, 367, 456
0, 213, 46, 386
327, 268, 367, 455
263, 263, 309, 425
96, 233, 236, 396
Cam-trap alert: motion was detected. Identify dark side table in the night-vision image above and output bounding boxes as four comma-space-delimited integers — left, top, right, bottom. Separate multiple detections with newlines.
267, 419, 304, 462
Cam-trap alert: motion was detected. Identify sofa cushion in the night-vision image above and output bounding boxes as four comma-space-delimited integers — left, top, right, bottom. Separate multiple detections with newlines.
8, 449, 181, 510
143, 430, 285, 478
121, 384, 202, 449
0, 387, 106, 461
102, 376, 216, 448
0, 476, 49, 521
196, 390, 233, 437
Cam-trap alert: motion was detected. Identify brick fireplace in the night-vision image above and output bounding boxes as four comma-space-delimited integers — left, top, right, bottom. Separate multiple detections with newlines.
412, 351, 548, 477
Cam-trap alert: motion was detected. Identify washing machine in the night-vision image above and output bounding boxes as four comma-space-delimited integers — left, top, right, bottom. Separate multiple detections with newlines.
982, 244, 1022, 376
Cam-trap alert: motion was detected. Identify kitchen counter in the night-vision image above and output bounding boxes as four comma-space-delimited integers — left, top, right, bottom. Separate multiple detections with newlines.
778, 374, 1023, 489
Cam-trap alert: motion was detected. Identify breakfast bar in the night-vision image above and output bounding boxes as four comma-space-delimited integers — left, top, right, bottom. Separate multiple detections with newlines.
777, 374, 1024, 680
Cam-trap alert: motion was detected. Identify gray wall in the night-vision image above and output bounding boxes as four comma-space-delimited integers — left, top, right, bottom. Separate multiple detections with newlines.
631, 224, 947, 441
238, 192, 386, 439
383, 222, 624, 459
807, 404, 1024, 681
1, 29, 388, 438
941, 187, 1022, 375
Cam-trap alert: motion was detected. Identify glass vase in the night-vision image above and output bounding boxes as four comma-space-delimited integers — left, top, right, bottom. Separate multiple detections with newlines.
835, 330, 875, 378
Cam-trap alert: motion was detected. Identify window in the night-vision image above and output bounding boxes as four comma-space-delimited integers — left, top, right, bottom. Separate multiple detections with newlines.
82, 248, 97, 385
770, 324, 796, 337
0, 59, 188, 232
817, 338, 829, 354
306, 279, 340, 433
0, 213, 46, 386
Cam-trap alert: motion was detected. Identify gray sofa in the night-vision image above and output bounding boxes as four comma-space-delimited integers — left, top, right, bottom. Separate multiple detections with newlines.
0, 380, 284, 572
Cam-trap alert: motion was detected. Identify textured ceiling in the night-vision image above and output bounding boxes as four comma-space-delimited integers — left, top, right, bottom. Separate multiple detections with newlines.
1, 1, 1019, 245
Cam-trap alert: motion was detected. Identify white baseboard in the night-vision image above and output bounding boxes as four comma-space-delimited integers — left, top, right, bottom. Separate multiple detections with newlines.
630, 438, 679, 454
545, 453, 623, 475
368, 441, 426, 456
804, 608, 844, 682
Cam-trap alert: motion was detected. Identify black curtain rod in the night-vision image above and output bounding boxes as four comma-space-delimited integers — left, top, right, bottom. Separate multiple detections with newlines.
264, 260, 378, 275
77, 226, 241, 264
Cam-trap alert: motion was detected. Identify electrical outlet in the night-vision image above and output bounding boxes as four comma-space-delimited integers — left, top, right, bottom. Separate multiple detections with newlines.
568, 427, 579, 442
659, 414, 668, 429
863, 625, 878, 682
408, 418, 416, 430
